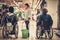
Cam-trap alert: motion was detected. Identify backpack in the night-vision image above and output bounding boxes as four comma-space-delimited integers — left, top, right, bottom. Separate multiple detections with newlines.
6, 13, 13, 26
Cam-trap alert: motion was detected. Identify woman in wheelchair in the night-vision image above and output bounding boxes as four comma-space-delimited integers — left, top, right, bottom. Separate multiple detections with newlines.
3, 6, 18, 34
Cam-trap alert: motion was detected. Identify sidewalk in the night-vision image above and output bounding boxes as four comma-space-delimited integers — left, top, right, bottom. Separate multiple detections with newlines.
56, 30, 60, 37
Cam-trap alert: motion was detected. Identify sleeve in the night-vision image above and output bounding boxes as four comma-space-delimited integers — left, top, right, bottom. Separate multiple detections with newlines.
22, 12, 25, 19
28, 10, 32, 20
13, 14, 18, 23
49, 15, 53, 26
3, 14, 8, 24
37, 15, 42, 26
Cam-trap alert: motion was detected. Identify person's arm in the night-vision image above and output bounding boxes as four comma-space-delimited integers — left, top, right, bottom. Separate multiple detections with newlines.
40, 0, 43, 5
49, 15, 53, 27
37, 15, 42, 26
3, 14, 8, 25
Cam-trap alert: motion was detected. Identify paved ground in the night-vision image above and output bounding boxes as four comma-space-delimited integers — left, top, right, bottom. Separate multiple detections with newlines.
0, 27, 60, 40
0, 21, 60, 40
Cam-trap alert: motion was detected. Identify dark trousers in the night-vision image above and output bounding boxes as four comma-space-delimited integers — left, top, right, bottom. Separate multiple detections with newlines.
25, 20, 29, 30
25, 20, 29, 37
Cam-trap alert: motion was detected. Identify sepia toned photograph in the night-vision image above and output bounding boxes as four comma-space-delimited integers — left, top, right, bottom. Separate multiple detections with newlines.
0, 0, 60, 40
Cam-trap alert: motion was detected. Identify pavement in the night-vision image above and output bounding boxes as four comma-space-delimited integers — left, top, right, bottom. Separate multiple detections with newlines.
0, 30, 60, 40
0, 21, 60, 40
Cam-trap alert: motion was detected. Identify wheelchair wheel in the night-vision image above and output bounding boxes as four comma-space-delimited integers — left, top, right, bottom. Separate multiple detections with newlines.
48, 28, 53, 39
2, 26, 8, 38
15, 24, 18, 38
36, 27, 41, 39
2, 26, 6, 38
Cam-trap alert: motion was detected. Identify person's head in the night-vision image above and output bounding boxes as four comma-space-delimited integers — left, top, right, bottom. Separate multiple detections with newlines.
9, 6, 14, 13
2, 4, 9, 10
25, 3, 30, 9
2, 4, 9, 13
42, 8, 48, 14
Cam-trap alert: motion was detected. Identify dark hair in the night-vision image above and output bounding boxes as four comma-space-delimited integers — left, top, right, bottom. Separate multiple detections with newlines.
9, 6, 14, 13
25, 3, 30, 7
2, 4, 9, 9
42, 8, 48, 14
0, 9, 1, 12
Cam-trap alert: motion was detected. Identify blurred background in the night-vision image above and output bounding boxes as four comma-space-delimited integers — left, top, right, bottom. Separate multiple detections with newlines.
0, 0, 60, 40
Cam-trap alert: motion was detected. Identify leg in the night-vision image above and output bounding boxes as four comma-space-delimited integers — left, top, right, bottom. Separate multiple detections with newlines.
47, 30, 51, 39
25, 20, 29, 30
25, 20, 29, 37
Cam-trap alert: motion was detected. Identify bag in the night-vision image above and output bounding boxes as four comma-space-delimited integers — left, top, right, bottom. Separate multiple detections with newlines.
7, 22, 13, 31
6, 13, 15, 23
7, 22, 12, 27
6, 13, 15, 31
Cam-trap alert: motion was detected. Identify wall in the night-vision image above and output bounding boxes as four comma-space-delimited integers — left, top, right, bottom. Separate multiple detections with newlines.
47, 0, 58, 28
22, 0, 58, 28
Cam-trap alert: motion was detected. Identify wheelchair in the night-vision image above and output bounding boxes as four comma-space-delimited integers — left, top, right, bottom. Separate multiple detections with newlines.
0, 14, 2, 27
36, 25, 53, 39
2, 22, 18, 38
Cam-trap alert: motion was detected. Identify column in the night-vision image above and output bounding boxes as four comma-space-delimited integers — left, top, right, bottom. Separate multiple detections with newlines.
58, 0, 60, 29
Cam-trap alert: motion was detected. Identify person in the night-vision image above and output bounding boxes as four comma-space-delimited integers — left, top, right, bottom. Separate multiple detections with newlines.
3, 6, 18, 34
22, 3, 32, 37
40, 0, 47, 9
38, 8, 53, 38
1, 4, 9, 26
23, 3, 31, 30
0, 9, 2, 26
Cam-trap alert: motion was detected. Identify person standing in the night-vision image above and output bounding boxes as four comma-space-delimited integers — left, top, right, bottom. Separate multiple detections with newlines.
23, 3, 31, 30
